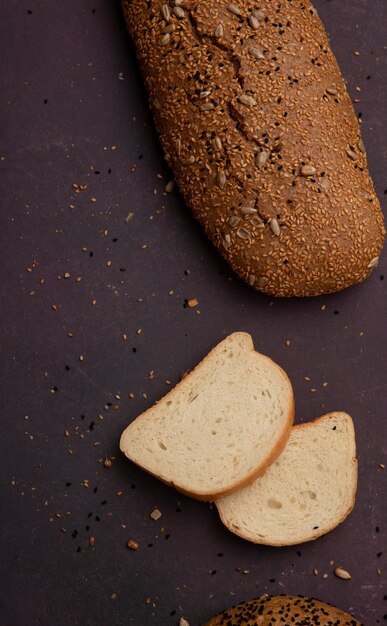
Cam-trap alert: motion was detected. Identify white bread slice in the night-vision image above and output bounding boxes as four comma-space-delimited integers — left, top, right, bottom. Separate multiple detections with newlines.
120, 332, 294, 500
216, 412, 357, 545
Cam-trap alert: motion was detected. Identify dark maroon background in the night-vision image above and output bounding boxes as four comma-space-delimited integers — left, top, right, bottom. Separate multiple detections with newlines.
1, 1, 386, 624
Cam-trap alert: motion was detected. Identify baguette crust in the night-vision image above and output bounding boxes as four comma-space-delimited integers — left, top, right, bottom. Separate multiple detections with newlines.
216, 412, 357, 545
120, 332, 294, 500
121, 0, 384, 297
203, 595, 362, 625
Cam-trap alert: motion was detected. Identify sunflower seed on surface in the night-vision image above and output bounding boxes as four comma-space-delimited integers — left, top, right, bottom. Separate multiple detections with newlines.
199, 89, 212, 98
248, 45, 265, 60
228, 216, 241, 228
240, 206, 257, 215
212, 136, 223, 151
236, 227, 250, 240
161, 4, 170, 21
358, 138, 365, 153
334, 567, 352, 580
326, 86, 338, 95
200, 102, 215, 111
249, 15, 260, 29
227, 3, 242, 16
258, 276, 269, 288
165, 180, 175, 193
162, 23, 176, 34
301, 165, 316, 177
248, 274, 256, 286
251, 215, 264, 228
217, 169, 227, 189
159, 33, 171, 46
215, 24, 224, 37
186, 155, 195, 164
173, 6, 185, 18
346, 147, 357, 161
223, 234, 232, 249
179, 618, 190, 626
368, 256, 379, 269
175, 138, 181, 156
256, 150, 269, 168
239, 94, 257, 107
270, 218, 281, 236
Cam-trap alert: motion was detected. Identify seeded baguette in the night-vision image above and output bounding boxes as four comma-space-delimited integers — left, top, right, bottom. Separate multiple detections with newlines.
216, 412, 357, 545
120, 332, 294, 500
121, 0, 384, 297
202, 595, 362, 625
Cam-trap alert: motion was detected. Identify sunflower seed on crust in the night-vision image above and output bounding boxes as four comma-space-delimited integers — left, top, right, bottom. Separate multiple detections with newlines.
227, 4, 242, 16
212, 136, 223, 151
249, 16, 260, 29
358, 138, 365, 153
326, 86, 338, 95
248, 45, 265, 60
248, 274, 256, 286
223, 234, 232, 249
161, 4, 170, 21
367, 256, 379, 269
173, 6, 185, 18
256, 151, 269, 168
346, 148, 357, 161
240, 206, 257, 215
239, 94, 257, 107
200, 102, 215, 111
217, 169, 227, 189
270, 218, 281, 236
159, 33, 171, 46
228, 215, 241, 228
236, 227, 250, 240
257, 276, 269, 288
251, 215, 265, 228
162, 23, 176, 34
301, 165, 316, 177
215, 24, 224, 37
252, 9, 265, 19
175, 138, 181, 156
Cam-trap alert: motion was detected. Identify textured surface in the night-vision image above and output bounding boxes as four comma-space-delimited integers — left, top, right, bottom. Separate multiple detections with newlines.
120, 332, 294, 499
122, 0, 385, 297
0, 0, 386, 625
203, 594, 362, 625
217, 413, 357, 545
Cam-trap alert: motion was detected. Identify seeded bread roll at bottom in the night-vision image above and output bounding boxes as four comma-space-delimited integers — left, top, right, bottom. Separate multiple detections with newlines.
202, 595, 362, 625
121, 0, 385, 297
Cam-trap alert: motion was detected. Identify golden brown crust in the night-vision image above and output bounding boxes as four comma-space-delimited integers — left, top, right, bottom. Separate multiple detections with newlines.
121, 0, 385, 297
120, 332, 294, 501
202, 595, 363, 625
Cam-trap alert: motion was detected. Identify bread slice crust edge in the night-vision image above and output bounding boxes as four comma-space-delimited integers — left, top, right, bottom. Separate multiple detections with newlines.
120, 332, 295, 501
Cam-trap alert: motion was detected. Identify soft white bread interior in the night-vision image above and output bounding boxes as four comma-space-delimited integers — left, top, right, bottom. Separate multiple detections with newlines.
216, 412, 357, 545
120, 332, 294, 500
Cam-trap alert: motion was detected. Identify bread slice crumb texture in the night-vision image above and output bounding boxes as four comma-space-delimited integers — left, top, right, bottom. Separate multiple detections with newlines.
120, 332, 294, 500
216, 412, 357, 545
